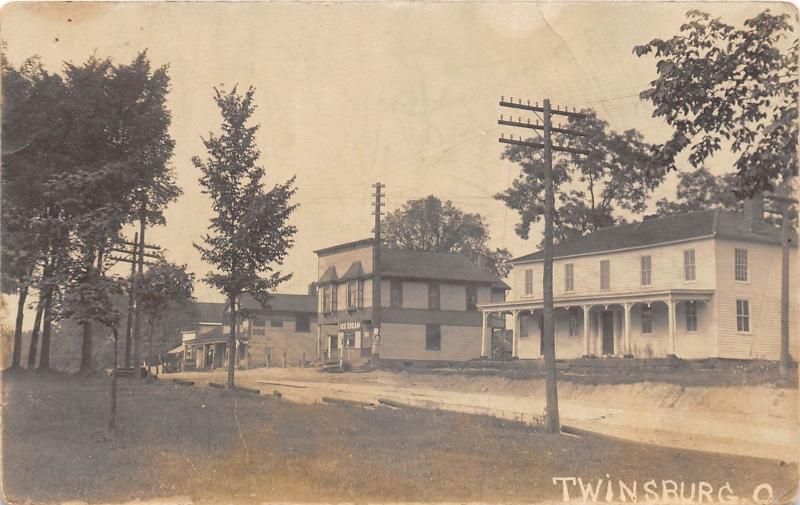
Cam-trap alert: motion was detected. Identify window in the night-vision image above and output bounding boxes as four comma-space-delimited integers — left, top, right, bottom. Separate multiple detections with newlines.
251, 318, 266, 336
425, 324, 441, 351
322, 286, 333, 313
600, 260, 611, 290
685, 302, 697, 332
736, 299, 750, 332
347, 280, 361, 310
568, 313, 579, 337
564, 264, 574, 292
390, 280, 403, 308
428, 283, 440, 310
735, 248, 748, 282
295, 315, 310, 332
252, 318, 266, 327
640, 256, 652, 286
524, 269, 534, 296
466, 285, 478, 311
641, 305, 653, 334
344, 333, 356, 347
270, 320, 283, 328
684, 249, 696, 281
252, 327, 266, 336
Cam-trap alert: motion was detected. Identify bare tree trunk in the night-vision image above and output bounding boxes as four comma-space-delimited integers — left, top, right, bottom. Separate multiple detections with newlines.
27, 295, 45, 369
11, 283, 29, 368
227, 296, 237, 388
38, 291, 54, 371
109, 326, 119, 434
79, 320, 93, 373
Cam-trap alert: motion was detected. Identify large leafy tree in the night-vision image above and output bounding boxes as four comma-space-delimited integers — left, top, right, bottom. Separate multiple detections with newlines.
194, 86, 298, 388
382, 195, 512, 278
496, 111, 662, 245
655, 168, 742, 216
634, 9, 798, 196
138, 261, 195, 368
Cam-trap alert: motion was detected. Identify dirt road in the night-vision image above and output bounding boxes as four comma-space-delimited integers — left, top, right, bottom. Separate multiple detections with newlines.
178, 367, 799, 462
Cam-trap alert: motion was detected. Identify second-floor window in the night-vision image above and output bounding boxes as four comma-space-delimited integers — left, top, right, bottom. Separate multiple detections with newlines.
251, 318, 266, 336
428, 283, 440, 310
641, 305, 653, 334
322, 286, 333, 313
524, 269, 533, 296
270, 319, 283, 328
564, 263, 574, 292
390, 280, 403, 308
466, 285, 478, 311
600, 260, 611, 291
735, 248, 748, 282
347, 280, 362, 310
640, 256, 652, 286
684, 249, 696, 281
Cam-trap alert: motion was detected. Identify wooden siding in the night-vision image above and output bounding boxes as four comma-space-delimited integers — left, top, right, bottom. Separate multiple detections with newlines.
715, 239, 799, 360
380, 322, 481, 361
511, 238, 717, 301
246, 318, 317, 367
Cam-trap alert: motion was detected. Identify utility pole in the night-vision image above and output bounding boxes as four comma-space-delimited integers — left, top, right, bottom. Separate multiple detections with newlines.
763, 189, 797, 379
371, 182, 386, 360
132, 206, 147, 369
498, 96, 589, 433
108, 235, 162, 369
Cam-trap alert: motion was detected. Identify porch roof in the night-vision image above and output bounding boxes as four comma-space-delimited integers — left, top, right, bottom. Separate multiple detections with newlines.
477, 288, 714, 313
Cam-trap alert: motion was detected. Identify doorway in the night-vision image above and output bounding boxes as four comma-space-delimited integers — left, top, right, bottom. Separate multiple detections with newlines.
601, 311, 615, 355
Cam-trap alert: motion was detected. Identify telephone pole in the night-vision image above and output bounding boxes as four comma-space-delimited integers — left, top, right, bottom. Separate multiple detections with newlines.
108, 235, 162, 369
372, 182, 386, 359
763, 189, 797, 379
498, 96, 589, 433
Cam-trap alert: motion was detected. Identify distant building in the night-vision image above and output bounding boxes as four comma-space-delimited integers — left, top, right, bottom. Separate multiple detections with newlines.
181, 290, 317, 369
314, 238, 509, 363
478, 207, 799, 361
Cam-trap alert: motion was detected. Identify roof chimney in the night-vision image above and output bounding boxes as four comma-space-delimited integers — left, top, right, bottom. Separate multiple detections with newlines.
743, 195, 764, 231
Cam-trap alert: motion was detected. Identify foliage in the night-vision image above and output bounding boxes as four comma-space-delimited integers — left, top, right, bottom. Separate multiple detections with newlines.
634, 9, 798, 196
382, 195, 512, 278
496, 110, 662, 245
193, 85, 298, 385
655, 168, 742, 215
138, 261, 196, 356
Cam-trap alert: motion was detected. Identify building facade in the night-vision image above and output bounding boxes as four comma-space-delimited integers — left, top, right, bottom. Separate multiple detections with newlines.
181, 292, 317, 369
315, 239, 509, 363
478, 209, 799, 361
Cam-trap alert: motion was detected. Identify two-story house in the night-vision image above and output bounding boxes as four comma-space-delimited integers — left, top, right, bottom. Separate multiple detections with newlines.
181, 290, 318, 369
478, 208, 798, 361
314, 238, 509, 363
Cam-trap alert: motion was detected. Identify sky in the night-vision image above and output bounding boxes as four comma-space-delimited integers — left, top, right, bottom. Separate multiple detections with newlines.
1, 1, 795, 308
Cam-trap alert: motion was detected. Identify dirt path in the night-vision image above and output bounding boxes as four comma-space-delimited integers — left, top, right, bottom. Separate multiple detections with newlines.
178, 368, 799, 462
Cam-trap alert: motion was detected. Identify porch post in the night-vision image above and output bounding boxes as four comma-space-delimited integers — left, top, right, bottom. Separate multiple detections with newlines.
667, 298, 676, 356
480, 311, 489, 358
512, 310, 521, 358
582, 305, 591, 357
316, 324, 322, 358
623, 303, 632, 357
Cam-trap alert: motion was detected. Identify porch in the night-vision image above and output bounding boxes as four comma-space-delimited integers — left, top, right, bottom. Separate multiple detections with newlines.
478, 289, 714, 359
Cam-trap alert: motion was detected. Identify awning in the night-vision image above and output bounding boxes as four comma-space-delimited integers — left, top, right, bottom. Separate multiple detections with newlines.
167, 345, 185, 355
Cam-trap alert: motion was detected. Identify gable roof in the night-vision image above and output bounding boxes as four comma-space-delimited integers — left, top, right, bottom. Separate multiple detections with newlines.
195, 302, 226, 324
379, 248, 505, 286
239, 293, 317, 314
513, 209, 791, 263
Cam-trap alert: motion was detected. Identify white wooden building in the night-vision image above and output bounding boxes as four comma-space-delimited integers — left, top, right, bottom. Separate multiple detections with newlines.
478, 208, 798, 361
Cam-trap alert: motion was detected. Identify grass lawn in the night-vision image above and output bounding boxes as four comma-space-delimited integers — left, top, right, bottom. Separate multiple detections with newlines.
3, 370, 797, 504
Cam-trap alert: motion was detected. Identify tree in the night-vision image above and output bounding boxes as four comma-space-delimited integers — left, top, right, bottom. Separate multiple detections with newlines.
496, 110, 662, 245
194, 86, 299, 388
634, 9, 798, 197
381, 195, 512, 278
138, 261, 195, 370
1, 56, 67, 369
655, 167, 742, 215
